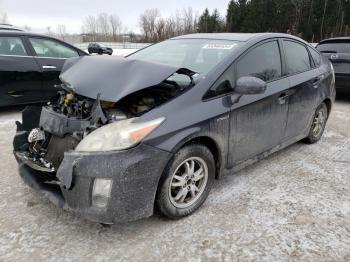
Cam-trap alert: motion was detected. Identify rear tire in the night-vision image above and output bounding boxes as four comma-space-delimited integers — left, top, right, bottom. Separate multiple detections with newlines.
156, 144, 215, 219
305, 102, 328, 144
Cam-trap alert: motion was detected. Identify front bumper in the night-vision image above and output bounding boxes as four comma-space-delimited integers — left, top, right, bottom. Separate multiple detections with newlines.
15, 144, 172, 224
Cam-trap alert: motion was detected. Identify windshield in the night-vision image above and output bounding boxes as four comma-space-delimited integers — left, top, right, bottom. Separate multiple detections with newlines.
128, 39, 241, 75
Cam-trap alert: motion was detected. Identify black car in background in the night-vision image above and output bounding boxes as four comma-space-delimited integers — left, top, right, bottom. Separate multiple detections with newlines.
317, 37, 350, 92
88, 43, 113, 55
14, 33, 335, 223
0, 30, 87, 107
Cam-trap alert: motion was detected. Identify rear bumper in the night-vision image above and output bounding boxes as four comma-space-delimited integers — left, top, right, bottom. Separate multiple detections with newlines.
335, 74, 350, 91
15, 144, 172, 224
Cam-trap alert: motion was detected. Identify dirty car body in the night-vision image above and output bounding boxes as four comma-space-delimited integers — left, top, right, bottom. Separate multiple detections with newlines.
13, 33, 335, 224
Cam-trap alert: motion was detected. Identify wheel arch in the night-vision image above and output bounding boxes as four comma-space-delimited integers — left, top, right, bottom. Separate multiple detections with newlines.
174, 135, 222, 179
323, 98, 332, 115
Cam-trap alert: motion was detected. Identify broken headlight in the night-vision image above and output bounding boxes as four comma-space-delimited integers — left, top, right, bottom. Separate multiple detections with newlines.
75, 117, 165, 152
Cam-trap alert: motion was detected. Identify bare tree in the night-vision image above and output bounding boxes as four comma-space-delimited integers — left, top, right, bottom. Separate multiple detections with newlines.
109, 14, 122, 41
139, 8, 160, 42
46, 26, 54, 37
138, 7, 198, 42
164, 16, 176, 38
82, 15, 98, 41
183, 7, 196, 34
0, 12, 9, 23
174, 10, 184, 35
97, 13, 110, 40
320, 0, 328, 39
291, 0, 304, 34
56, 24, 67, 40
155, 18, 166, 42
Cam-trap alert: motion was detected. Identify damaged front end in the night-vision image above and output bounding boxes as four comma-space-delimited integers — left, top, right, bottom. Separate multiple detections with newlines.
13, 57, 194, 223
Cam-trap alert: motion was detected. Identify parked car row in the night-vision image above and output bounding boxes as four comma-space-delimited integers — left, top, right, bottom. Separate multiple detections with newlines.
0, 29, 87, 106
0, 27, 119, 107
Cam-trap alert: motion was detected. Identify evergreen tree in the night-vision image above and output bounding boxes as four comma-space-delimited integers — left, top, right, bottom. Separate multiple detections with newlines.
198, 0, 350, 42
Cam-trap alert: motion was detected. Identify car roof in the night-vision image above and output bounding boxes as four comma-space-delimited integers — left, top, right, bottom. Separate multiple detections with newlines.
0, 24, 24, 31
0, 29, 49, 37
0, 30, 74, 44
0, 29, 87, 54
171, 33, 305, 43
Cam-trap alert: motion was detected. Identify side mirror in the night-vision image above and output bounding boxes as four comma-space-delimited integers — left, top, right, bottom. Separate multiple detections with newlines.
235, 76, 267, 95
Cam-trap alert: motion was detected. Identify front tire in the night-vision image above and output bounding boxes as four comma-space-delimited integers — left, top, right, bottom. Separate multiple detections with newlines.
156, 144, 215, 219
305, 102, 328, 144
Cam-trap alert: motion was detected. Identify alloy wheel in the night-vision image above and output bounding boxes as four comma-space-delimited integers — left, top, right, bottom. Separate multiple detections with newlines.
168, 157, 208, 208
312, 108, 326, 138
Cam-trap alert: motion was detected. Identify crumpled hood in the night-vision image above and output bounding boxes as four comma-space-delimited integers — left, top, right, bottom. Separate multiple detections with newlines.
59, 56, 194, 102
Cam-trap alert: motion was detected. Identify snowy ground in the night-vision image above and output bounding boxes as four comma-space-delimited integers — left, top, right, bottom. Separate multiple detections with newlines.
0, 96, 350, 261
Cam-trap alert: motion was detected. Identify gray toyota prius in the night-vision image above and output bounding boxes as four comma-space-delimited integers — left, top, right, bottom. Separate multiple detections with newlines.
13, 33, 335, 224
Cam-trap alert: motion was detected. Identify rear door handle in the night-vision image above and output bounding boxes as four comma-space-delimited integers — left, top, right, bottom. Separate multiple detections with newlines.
278, 93, 289, 105
42, 65, 57, 69
312, 75, 324, 88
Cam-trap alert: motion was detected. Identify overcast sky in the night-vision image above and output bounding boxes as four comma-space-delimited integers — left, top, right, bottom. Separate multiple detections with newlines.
0, 0, 230, 34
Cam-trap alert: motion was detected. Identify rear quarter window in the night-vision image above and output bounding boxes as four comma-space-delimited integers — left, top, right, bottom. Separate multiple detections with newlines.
283, 40, 311, 75
308, 47, 321, 67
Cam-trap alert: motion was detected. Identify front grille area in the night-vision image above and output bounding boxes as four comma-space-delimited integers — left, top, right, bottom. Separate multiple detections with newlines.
45, 135, 80, 170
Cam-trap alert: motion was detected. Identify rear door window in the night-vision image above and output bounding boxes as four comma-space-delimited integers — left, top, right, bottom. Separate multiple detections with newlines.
283, 40, 311, 75
236, 40, 282, 82
0, 36, 28, 56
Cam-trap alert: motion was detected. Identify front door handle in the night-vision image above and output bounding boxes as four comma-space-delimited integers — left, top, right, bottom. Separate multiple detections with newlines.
7, 91, 23, 98
42, 65, 57, 69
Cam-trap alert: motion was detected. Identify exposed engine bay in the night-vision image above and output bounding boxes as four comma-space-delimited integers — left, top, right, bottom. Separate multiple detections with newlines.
15, 74, 194, 174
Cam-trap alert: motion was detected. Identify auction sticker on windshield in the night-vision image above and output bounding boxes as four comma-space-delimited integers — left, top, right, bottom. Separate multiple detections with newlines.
202, 43, 237, 50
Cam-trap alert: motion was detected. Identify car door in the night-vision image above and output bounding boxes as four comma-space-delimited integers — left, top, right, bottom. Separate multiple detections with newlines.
281, 40, 320, 140
91, 43, 99, 53
0, 35, 43, 106
26, 37, 80, 100
228, 40, 290, 166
